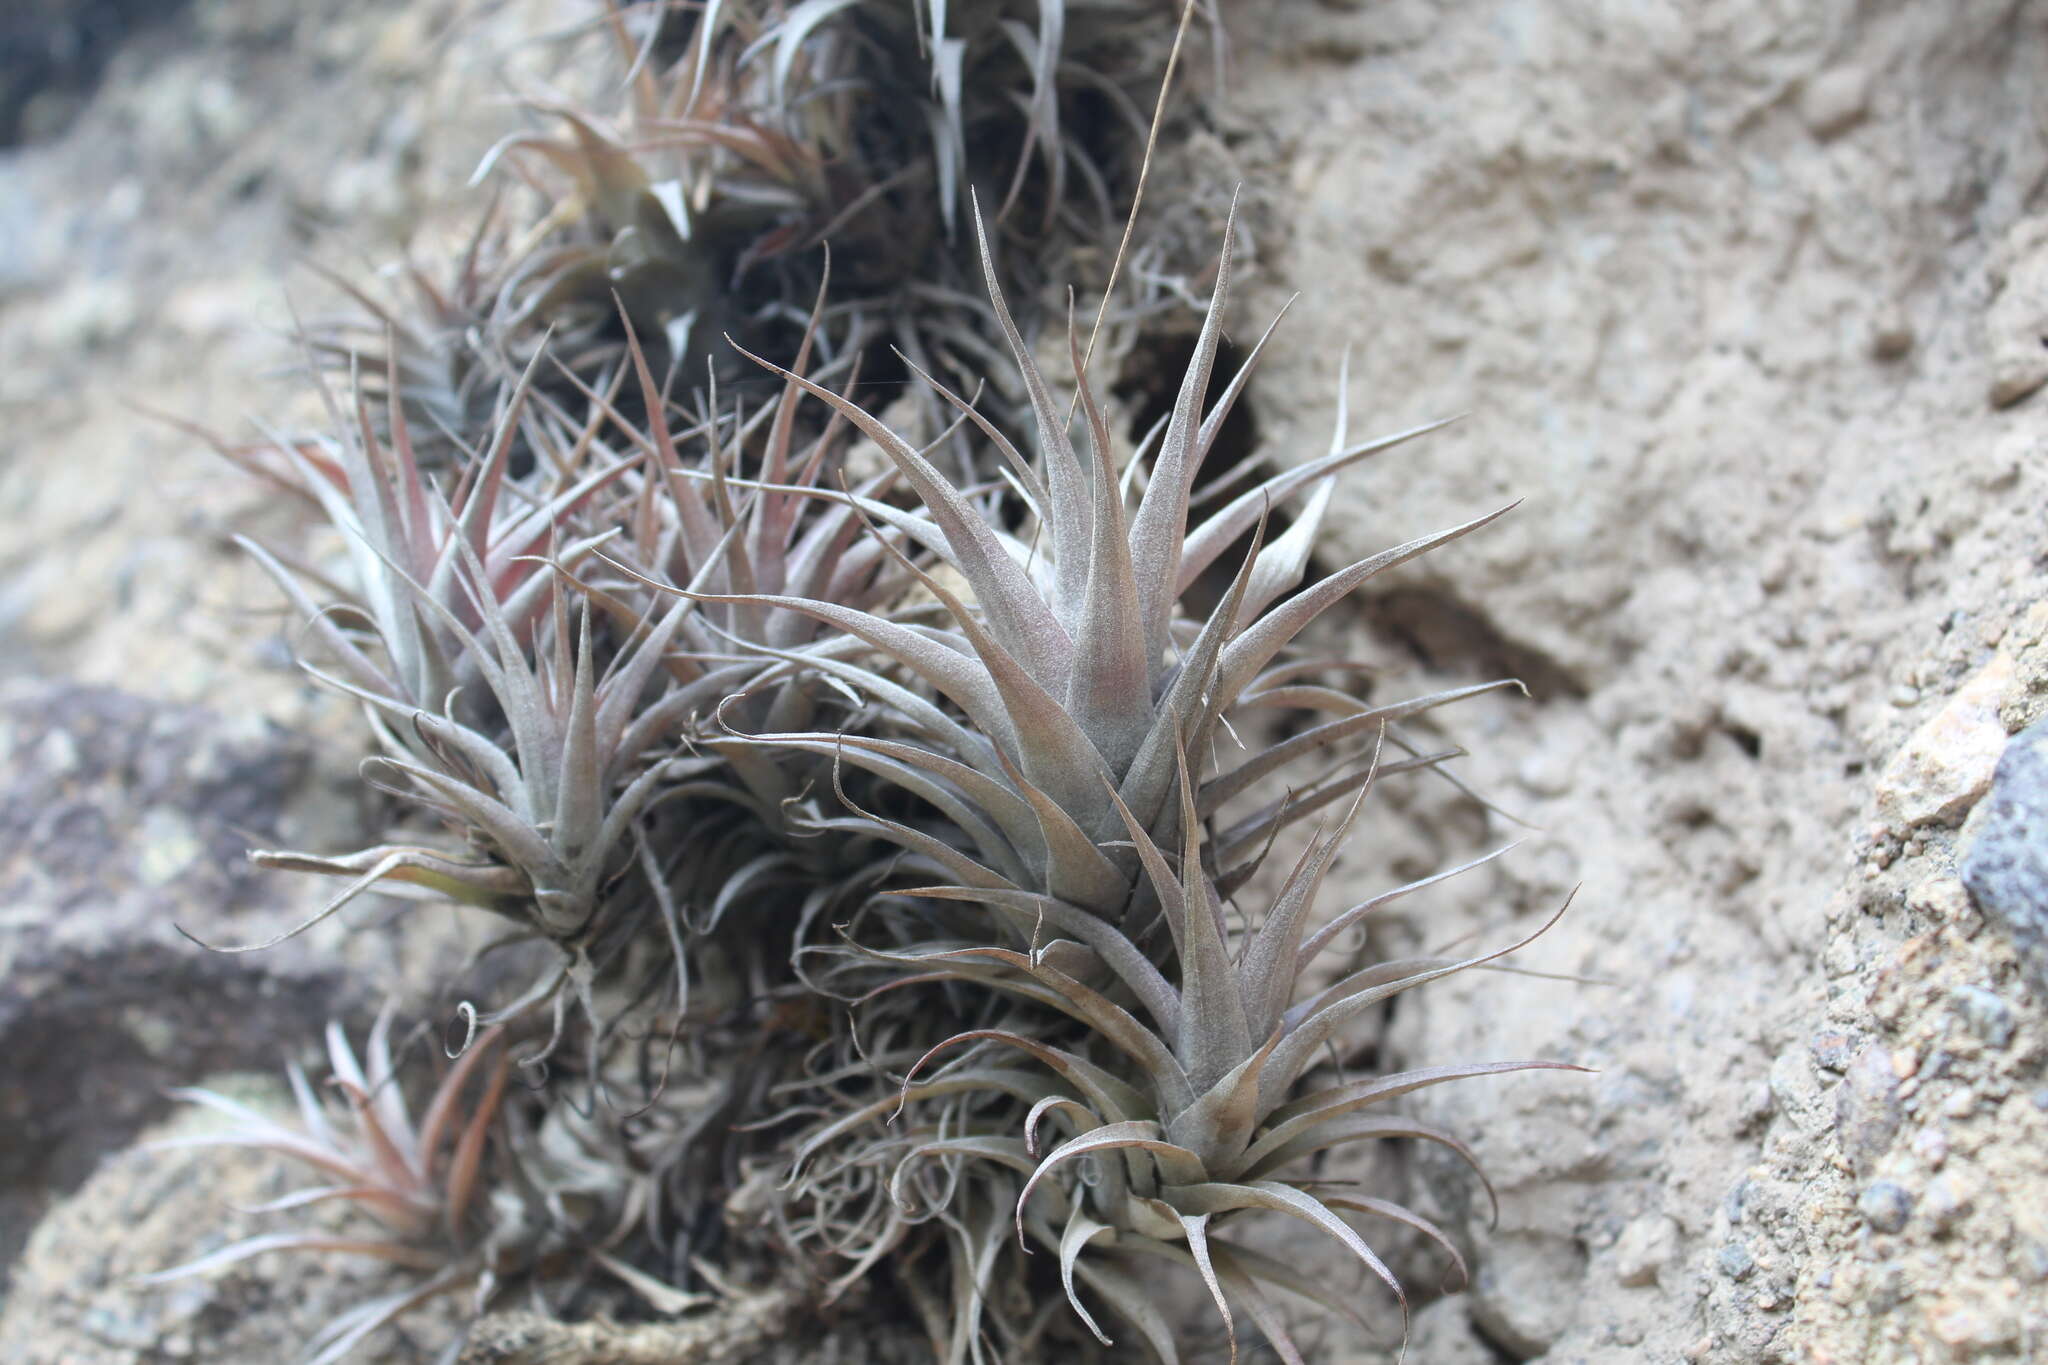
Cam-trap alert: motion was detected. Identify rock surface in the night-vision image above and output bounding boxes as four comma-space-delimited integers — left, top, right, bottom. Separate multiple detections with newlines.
1962, 718, 2048, 991
0, 680, 347, 1275
3, 0, 2048, 1362
1209, 1, 2048, 1361
0, 676, 479, 1292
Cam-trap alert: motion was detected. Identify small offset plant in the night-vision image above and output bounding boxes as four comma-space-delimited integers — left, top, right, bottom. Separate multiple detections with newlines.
143, 1013, 517, 1365
152, 3, 1579, 1362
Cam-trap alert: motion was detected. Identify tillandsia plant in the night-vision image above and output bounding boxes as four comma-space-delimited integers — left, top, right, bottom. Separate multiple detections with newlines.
144, 1011, 529, 1365
211, 284, 896, 981
143, 1008, 696, 1363
324, 0, 1196, 481
878, 756, 1580, 1362
696, 203, 1517, 918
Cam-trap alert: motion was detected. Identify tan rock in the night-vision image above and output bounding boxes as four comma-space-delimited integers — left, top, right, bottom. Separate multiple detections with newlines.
1925, 1297, 2017, 1355
1986, 216, 2048, 407
1800, 67, 1870, 140
1614, 1214, 1681, 1288
1875, 655, 2014, 827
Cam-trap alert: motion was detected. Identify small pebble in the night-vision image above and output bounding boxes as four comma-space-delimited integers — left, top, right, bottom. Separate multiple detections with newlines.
1735, 1080, 1776, 1134
1870, 312, 1913, 360
1921, 1173, 1973, 1234
1858, 1180, 1914, 1234
1809, 1031, 1856, 1071
1800, 66, 1870, 139
1726, 1179, 1752, 1224
1875, 656, 2013, 825
1717, 1242, 1756, 1281
1950, 985, 2016, 1047
1835, 1047, 1903, 1174
1614, 1215, 1678, 1288
1908, 875, 1974, 926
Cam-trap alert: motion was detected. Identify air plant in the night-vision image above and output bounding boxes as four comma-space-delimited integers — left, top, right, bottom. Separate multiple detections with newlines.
192, 354, 708, 1042
876, 753, 1581, 1362
203, 281, 910, 1053
143, 1012, 521, 1365
694, 203, 1517, 931
419, 0, 1189, 478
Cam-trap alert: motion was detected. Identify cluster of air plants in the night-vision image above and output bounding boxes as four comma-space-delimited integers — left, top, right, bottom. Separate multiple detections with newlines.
324, 0, 1189, 477
149, 4, 1579, 1363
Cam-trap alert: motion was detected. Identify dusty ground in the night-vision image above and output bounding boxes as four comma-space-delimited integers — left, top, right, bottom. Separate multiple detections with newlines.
2, 1, 2046, 1363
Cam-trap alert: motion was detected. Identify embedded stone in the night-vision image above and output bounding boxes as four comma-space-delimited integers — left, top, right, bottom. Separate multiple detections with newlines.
1961, 717, 2048, 991
1875, 656, 2012, 827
